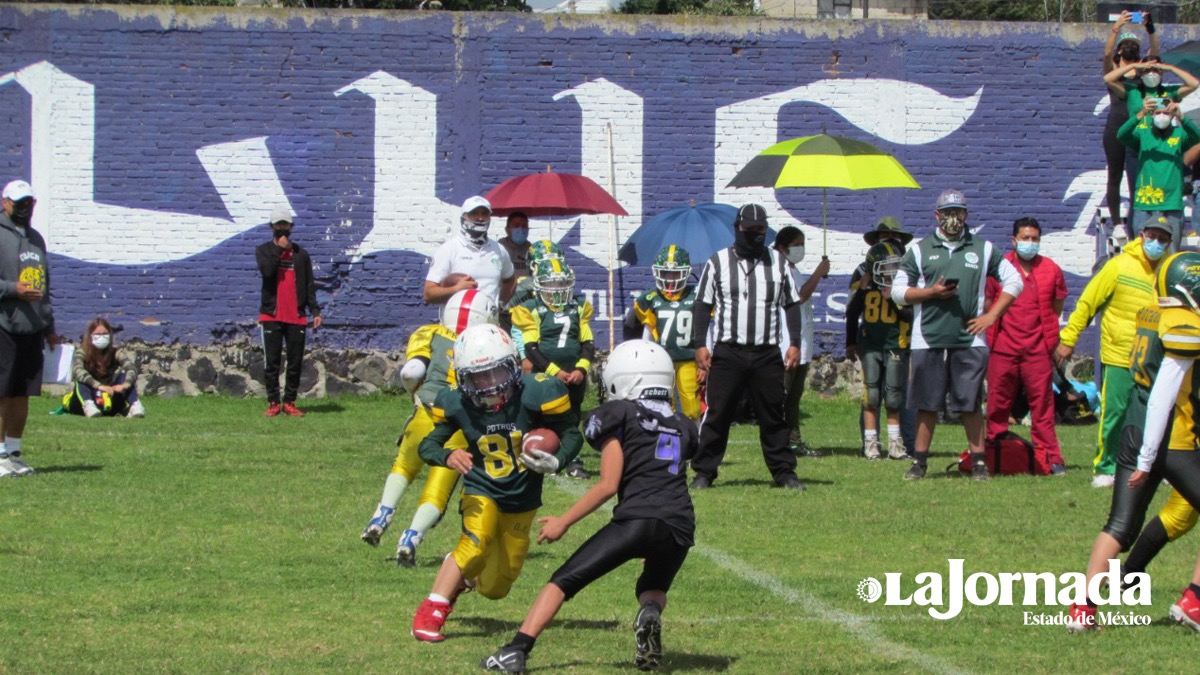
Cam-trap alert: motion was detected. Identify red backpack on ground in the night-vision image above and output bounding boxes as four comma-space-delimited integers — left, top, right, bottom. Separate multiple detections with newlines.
955, 430, 1049, 476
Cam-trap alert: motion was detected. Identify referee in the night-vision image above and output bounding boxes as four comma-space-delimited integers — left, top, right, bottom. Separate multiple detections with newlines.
689, 204, 806, 491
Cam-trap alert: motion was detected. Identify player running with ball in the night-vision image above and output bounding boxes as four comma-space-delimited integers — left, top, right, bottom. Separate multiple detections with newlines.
411, 324, 582, 643
482, 339, 698, 673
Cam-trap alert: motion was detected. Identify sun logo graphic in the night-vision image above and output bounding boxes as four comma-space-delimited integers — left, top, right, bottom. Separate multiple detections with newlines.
857, 577, 883, 603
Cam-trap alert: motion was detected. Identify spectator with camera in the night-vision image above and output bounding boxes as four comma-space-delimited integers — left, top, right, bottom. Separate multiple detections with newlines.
1117, 95, 1200, 246
1101, 11, 1160, 225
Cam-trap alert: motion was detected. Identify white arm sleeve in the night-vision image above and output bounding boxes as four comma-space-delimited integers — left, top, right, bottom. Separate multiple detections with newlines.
1137, 355, 1191, 472
890, 267, 912, 306
400, 359, 428, 394
995, 256, 1024, 299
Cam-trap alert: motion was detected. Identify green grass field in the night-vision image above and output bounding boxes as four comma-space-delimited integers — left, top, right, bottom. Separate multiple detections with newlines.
3, 392, 1199, 673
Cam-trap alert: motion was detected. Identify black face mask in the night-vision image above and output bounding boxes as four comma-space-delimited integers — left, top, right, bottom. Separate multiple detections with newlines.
10, 199, 33, 227
734, 226, 767, 258
273, 228, 292, 241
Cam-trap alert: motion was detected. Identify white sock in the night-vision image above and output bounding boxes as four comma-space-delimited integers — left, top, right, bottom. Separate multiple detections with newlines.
409, 503, 443, 536
5, 437, 21, 456
379, 474, 410, 510
864, 429, 878, 442
429, 593, 450, 604
887, 424, 901, 440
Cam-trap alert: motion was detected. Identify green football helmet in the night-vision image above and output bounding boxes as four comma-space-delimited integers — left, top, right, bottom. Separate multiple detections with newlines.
533, 258, 575, 310
1157, 251, 1200, 312
865, 241, 905, 288
527, 239, 565, 276
652, 245, 691, 297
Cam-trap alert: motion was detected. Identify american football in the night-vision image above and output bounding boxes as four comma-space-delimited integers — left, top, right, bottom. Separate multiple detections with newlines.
440, 273, 471, 288
522, 428, 560, 455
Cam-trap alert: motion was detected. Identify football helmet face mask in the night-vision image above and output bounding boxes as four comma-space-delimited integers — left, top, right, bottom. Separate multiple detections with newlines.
534, 259, 575, 310
652, 245, 691, 297
527, 239, 565, 276
604, 340, 675, 401
453, 324, 522, 410
865, 241, 904, 289
1157, 251, 1200, 313
441, 289, 499, 335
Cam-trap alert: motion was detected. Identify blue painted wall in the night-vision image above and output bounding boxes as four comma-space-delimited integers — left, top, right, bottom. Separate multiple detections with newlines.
0, 7, 1183, 355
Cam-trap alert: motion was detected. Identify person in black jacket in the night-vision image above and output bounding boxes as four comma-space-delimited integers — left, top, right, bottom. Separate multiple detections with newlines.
256, 206, 321, 417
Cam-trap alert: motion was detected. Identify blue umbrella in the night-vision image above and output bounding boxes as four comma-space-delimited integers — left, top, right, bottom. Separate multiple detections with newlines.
618, 202, 776, 266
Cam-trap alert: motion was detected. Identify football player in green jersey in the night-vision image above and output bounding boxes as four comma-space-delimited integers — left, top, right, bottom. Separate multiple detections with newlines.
511, 258, 595, 479
622, 245, 701, 420
845, 241, 912, 460
411, 324, 583, 643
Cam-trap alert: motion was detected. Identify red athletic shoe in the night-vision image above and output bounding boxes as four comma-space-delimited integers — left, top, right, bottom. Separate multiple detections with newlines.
412, 599, 451, 642
1066, 603, 1098, 633
281, 402, 305, 418
264, 403, 282, 418
1170, 588, 1200, 632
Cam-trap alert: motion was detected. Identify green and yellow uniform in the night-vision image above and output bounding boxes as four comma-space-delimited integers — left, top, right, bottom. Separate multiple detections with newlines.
390, 324, 464, 512
627, 286, 701, 419
418, 373, 582, 598
511, 296, 594, 376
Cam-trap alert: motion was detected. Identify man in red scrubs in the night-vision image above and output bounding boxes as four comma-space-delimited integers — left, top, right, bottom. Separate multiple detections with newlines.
985, 217, 1068, 474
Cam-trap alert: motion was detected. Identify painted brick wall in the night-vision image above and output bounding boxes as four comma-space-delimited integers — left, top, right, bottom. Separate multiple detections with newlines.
0, 6, 1188, 357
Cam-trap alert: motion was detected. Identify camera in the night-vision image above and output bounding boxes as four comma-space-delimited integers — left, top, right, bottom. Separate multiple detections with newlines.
1129, 10, 1144, 22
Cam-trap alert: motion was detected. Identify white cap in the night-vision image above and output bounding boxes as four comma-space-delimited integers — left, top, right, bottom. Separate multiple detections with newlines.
269, 205, 293, 224
461, 196, 492, 214
3, 180, 33, 202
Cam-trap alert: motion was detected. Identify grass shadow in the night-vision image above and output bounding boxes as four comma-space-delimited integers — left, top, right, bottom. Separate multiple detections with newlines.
33, 464, 104, 474
293, 402, 346, 414
454, 615, 517, 637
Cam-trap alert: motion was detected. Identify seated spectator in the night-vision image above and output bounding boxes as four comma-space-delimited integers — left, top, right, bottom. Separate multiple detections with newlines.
66, 318, 145, 418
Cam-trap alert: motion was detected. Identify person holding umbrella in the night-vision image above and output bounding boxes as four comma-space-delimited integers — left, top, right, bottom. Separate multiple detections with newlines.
688, 204, 806, 491
890, 190, 1023, 481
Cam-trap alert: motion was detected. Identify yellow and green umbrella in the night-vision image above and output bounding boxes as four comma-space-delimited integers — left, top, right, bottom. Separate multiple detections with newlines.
726, 134, 920, 254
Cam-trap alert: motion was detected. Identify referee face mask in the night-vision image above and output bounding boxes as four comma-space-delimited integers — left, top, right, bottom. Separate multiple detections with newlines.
735, 224, 768, 258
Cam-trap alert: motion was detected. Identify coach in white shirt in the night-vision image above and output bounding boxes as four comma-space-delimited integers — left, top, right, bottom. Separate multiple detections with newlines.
423, 196, 516, 305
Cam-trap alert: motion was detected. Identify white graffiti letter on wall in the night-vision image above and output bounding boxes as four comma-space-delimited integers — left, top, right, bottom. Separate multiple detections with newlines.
553, 78, 643, 269
335, 71, 457, 260
712, 78, 982, 273
0, 61, 291, 265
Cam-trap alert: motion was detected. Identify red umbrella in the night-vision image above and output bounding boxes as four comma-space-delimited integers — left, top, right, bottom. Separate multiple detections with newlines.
485, 169, 628, 218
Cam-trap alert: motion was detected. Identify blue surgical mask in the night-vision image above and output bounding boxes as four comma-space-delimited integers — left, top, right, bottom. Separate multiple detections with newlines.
509, 228, 528, 245
1143, 238, 1168, 261
1015, 241, 1039, 261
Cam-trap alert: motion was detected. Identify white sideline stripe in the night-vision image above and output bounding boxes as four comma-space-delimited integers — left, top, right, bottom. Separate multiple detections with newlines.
698, 546, 970, 675
550, 477, 969, 675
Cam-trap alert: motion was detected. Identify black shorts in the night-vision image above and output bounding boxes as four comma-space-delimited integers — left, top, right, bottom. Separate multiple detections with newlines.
0, 329, 43, 397
549, 518, 691, 601
1103, 425, 1169, 549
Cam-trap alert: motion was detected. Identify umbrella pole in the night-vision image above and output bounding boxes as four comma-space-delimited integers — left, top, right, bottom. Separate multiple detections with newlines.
822, 188, 828, 257
607, 122, 617, 352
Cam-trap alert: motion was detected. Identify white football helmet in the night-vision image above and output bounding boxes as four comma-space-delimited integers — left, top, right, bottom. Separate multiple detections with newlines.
441, 288, 499, 335
454, 324, 522, 410
604, 340, 675, 401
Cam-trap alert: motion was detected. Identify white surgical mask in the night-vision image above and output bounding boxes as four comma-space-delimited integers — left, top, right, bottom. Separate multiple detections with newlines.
1015, 241, 1039, 261
786, 245, 806, 265
91, 334, 111, 350
1153, 113, 1173, 130
1142, 72, 1162, 88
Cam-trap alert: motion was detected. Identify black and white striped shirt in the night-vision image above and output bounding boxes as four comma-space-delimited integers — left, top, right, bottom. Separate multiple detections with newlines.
695, 248, 802, 347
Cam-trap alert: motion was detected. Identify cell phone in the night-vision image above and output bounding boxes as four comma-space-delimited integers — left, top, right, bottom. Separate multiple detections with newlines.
943, 278, 959, 289
1130, 11, 1144, 23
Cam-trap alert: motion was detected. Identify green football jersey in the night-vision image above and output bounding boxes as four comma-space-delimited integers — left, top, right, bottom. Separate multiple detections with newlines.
419, 373, 582, 513
511, 296, 595, 372
631, 286, 698, 361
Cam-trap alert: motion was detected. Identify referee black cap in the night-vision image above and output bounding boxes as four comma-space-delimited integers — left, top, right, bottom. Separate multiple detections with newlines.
736, 203, 768, 228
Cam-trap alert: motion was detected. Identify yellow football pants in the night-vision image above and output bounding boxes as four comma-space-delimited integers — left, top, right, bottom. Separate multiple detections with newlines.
451, 494, 537, 600
391, 405, 465, 512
